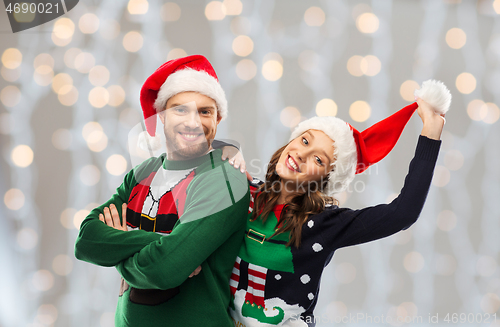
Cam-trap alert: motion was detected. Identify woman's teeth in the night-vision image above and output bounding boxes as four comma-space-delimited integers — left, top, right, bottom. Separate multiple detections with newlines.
288, 156, 298, 171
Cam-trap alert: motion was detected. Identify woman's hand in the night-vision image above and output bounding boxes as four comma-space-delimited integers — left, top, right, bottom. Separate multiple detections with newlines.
416, 97, 445, 140
189, 265, 202, 278
99, 203, 128, 231
221, 146, 246, 174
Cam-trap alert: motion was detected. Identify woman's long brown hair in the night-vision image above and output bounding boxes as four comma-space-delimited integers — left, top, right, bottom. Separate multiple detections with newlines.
251, 143, 338, 248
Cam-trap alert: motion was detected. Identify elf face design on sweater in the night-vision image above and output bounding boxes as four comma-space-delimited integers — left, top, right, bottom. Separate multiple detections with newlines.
126, 167, 195, 233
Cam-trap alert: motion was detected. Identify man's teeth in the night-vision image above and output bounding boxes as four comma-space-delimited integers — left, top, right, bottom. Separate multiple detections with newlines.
182, 133, 200, 139
288, 156, 298, 171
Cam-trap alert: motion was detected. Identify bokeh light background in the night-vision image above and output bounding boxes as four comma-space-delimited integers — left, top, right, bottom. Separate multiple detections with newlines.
1, 0, 500, 326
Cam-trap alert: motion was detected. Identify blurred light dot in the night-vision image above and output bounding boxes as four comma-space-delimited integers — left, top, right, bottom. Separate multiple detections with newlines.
481, 293, 500, 314
161, 2, 181, 21
400, 80, 420, 102
108, 85, 126, 107
495, 0, 500, 14
262, 60, 283, 81
79, 13, 99, 34
2, 48, 22, 69
167, 48, 187, 61
361, 55, 381, 76
106, 154, 128, 176
33, 65, 54, 86
304, 6, 325, 27
17, 228, 37, 250
205, 1, 226, 21
298, 50, 319, 72
74, 209, 90, 229
88, 66, 110, 87
235, 59, 257, 80
34, 53, 54, 70
83, 122, 103, 139
467, 99, 488, 121
456, 72, 476, 94
11, 145, 34, 168
477, 256, 497, 277
351, 4, 372, 21
89, 87, 110, 108
230, 16, 251, 35
347, 55, 364, 77
88, 131, 108, 152
100, 312, 115, 327
335, 262, 356, 284
32, 270, 54, 291
356, 13, 379, 34
223, 0, 242, 15
397, 302, 418, 320
232, 35, 253, 57
446, 28, 466, 49
128, 0, 149, 15
5, 188, 25, 210
435, 254, 457, 276
100, 19, 120, 40
0, 113, 12, 134
263, 52, 283, 64
349, 100, 371, 122
316, 99, 337, 116
36, 304, 58, 325
404, 251, 425, 273
74, 52, 95, 74
432, 165, 450, 187
52, 18, 75, 46
80, 165, 101, 186
58, 86, 78, 106
393, 229, 412, 245
280, 106, 301, 128
64, 48, 82, 69
1, 66, 21, 82
444, 150, 464, 171
483, 102, 500, 124
52, 73, 73, 94
52, 255, 73, 276
123, 31, 143, 52
60, 208, 77, 229
1, 85, 21, 107
437, 210, 457, 231
324, 301, 347, 321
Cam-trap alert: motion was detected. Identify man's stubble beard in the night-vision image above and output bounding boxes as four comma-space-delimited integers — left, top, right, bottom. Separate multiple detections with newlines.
164, 128, 212, 160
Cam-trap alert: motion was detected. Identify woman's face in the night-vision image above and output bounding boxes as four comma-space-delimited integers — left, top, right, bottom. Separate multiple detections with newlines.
276, 129, 335, 191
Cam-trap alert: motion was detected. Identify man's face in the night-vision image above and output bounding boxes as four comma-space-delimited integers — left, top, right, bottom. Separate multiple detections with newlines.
159, 91, 221, 160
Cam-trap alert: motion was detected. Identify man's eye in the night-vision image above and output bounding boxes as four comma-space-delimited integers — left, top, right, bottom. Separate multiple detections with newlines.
175, 107, 187, 113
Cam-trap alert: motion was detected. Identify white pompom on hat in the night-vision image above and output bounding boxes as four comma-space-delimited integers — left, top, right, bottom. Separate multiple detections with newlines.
290, 79, 451, 197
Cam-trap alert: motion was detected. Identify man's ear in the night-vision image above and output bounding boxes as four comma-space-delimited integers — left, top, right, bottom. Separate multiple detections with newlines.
216, 113, 222, 124
158, 110, 166, 124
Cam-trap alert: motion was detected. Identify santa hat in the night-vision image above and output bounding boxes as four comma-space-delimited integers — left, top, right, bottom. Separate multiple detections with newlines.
138, 55, 228, 151
289, 79, 451, 197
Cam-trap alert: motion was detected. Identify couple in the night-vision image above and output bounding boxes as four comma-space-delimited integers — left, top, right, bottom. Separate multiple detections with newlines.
75, 55, 448, 326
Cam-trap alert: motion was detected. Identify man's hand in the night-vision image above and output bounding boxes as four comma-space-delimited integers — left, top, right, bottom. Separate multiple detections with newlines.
189, 265, 202, 278
99, 203, 128, 231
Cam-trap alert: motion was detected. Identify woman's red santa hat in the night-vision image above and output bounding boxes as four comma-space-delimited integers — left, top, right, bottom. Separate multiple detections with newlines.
138, 55, 228, 151
289, 79, 451, 197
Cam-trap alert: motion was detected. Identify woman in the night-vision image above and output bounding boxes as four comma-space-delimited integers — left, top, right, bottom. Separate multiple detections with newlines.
226, 81, 449, 326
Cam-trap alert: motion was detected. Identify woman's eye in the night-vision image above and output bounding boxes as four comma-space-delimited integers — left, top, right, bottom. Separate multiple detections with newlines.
302, 137, 308, 145
315, 156, 323, 165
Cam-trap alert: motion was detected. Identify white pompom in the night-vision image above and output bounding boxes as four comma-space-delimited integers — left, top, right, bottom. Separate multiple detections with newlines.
414, 79, 452, 115
138, 131, 162, 152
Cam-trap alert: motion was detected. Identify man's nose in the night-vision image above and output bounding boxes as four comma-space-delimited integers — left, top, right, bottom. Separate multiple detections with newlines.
184, 111, 201, 129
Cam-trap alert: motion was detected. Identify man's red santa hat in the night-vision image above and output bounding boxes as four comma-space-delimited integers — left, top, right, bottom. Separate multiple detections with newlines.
289, 79, 451, 196
138, 55, 228, 150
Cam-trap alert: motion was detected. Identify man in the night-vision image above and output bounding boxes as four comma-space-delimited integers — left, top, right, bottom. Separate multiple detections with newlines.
75, 55, 250, 326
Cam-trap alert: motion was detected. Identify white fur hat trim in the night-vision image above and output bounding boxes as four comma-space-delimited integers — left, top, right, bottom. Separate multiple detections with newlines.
414, 79, 452, 115
153, 68, 228, 121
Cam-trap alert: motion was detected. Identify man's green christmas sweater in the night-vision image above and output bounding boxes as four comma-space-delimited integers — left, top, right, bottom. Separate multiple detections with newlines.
74, 149, 250, 326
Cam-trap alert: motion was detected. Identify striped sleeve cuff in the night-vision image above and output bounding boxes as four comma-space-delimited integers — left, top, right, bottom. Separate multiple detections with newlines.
414, 135, 441, 162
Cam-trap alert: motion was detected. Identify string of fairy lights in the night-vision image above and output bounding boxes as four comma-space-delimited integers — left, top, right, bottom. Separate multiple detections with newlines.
1, 0, 500, 326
